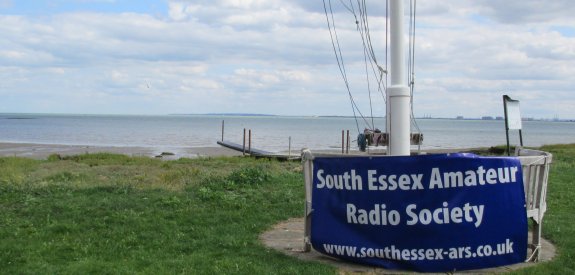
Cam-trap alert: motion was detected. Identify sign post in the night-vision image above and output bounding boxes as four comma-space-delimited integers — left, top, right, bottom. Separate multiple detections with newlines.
503, 95, 523, 156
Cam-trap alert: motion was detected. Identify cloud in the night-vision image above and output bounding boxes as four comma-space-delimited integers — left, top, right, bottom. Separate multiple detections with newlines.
0, 0, 13, 9
0, 0, 573, 119
474, 0, 575, 24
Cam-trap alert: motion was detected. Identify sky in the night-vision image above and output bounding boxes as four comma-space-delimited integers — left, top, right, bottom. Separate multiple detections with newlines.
0, 0, 574, 119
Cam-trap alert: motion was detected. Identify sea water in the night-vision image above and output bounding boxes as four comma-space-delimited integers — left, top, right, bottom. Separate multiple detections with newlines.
0, 113, 573, 152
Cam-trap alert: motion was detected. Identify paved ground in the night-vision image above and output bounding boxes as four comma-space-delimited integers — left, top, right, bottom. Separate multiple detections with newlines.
261, 218, 556, 274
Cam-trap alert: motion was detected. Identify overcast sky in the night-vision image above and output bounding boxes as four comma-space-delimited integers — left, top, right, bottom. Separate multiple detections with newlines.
1, 0, 574, 119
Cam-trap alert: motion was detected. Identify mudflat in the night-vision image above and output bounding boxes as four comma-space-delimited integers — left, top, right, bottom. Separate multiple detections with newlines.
0, 142, 242, 159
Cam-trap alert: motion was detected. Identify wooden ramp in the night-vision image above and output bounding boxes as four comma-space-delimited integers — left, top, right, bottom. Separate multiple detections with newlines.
217, 140, 299, 160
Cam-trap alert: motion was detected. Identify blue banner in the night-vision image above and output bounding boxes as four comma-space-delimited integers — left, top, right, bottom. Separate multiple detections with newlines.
311, 153, 527, 272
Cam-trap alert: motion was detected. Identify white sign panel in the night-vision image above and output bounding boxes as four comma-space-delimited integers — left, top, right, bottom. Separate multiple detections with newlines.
506, 100, 522, 130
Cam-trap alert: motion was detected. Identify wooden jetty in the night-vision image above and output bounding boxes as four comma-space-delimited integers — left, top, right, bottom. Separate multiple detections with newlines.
217, 140, 300, 160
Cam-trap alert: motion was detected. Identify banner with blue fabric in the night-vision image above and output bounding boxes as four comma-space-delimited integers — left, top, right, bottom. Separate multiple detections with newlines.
310, 153, 527, 272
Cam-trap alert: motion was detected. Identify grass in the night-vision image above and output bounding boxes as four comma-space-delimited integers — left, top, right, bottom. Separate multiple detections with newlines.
514, 144, 575, 274
1, 145, 574, 274
0, 154, 331, 274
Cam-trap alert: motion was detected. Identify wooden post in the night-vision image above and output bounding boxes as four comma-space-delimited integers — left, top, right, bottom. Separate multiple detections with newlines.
248, 129, 252, 154
243, 128, 246, 156
288, 136, 292, 157
341, 130, 345, 154
503, 95, 511, 156
346, 130, 350, 154
302, 150, 314, 252
221, 120, 224, 141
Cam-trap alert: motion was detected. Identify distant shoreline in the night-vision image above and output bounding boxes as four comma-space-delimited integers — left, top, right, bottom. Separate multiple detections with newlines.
1, 113, 574, 122
175, 113, 575, 122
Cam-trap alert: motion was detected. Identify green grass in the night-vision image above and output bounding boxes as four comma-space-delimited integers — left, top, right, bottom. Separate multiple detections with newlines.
513, 144, 575, 274
1, 145, 574, 274
0, 154, 331, 274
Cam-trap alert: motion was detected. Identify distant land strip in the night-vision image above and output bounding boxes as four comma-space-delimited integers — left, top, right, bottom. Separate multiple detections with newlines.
168, 113, 574, 122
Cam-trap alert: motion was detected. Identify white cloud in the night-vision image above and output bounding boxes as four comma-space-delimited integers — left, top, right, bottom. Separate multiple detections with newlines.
0, 0, 12, 9
0, 0, 573, 119
474, 0, 575, 24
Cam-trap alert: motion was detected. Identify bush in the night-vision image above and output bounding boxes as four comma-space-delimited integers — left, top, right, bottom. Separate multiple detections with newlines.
227, 166, 271, 185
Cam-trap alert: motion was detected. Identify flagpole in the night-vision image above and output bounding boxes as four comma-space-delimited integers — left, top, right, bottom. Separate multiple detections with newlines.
387, 0, 411, 156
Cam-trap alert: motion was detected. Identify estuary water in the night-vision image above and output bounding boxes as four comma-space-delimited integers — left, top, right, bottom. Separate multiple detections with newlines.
0, 113, 573, 152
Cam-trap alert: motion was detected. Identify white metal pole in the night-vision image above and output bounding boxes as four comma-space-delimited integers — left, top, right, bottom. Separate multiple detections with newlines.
387, 0, 411, 156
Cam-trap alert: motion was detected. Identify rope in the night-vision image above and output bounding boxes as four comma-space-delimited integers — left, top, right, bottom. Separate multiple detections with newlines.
356, 0, 376, 129
337, 0, 354, 13
322, 0, 396, 137
356, 0, 387, 130
323, 0, 362, 133
408, 0, 422, 139
324, 0, 390, 133
384, 0, 389, 106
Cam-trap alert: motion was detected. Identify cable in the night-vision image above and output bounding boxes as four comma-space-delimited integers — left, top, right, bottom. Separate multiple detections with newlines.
338, 0, 354, 13
408, 0, 422, 137
323, 0, 371, 133
356, 0, 387, 130
356, 0, 375, 129
322, 0, 396, 137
